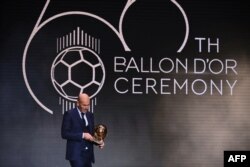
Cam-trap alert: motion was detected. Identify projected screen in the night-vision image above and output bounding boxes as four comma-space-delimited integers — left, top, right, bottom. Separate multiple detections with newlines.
1, 0, 250, 167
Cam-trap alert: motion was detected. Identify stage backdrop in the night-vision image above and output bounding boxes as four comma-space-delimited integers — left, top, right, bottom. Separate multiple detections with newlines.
1, 0, 250, 167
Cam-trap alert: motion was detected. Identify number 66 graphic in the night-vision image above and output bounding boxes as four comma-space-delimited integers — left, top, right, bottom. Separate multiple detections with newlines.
22, 0, 189, 114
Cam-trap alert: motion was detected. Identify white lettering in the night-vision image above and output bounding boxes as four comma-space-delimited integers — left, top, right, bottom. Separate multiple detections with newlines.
226, 80, 237, 95
114, 77, 128, 94
146, 78, 157, 94
126, 57, 139, 72
114, 57, 126, 72
194, 58, 206, 74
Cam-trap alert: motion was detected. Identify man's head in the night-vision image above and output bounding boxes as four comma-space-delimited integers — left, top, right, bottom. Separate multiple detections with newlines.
77, 93, 90, 113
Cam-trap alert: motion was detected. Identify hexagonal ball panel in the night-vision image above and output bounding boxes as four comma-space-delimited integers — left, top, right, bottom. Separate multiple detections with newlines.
94, 65, 104, 83
54, 62, 68, 85
83, 83, 99, 97
62, 50, 82, 65
82, 50, 99, 65
71, 61, 93, 86
62, 82, 81, 98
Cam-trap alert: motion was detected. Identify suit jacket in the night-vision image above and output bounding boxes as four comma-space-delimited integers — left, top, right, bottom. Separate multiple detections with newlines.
61, 107, 95, 163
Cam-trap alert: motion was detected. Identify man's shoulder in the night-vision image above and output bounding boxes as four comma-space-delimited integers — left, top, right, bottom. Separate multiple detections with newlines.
65, 107, 77, 115
87, 111, 94, 119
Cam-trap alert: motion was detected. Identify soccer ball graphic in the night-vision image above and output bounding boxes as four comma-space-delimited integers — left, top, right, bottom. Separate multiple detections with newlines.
51, 46, 105, 101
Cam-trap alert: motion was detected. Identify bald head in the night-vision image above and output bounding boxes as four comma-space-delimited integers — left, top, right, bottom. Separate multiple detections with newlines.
77, 93, 90, 112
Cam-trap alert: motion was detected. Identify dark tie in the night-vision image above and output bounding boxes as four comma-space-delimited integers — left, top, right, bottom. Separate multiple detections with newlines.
81, 113, 86, 125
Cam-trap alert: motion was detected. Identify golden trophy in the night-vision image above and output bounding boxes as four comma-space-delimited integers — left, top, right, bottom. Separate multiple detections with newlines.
93, 124, 107, 145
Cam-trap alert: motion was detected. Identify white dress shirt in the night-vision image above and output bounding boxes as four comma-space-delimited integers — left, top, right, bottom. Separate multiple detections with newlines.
77, 108, 88, 126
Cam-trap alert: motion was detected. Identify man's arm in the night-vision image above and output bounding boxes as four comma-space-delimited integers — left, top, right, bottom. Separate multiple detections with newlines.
61, 111, 82, 141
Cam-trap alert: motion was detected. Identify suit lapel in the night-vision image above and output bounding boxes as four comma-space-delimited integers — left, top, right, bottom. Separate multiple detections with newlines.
86, 112, 94, 133
73, 108, 93, 133
73, 108, 84, 128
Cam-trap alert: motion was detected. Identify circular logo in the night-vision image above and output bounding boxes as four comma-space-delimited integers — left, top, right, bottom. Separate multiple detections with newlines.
51, 46, 105, 101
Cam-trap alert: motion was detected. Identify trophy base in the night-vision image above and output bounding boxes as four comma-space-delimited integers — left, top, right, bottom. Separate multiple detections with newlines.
93, 138, 103, 145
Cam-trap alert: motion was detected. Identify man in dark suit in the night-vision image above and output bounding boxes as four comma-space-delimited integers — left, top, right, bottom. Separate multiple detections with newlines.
61, 93, 104, 167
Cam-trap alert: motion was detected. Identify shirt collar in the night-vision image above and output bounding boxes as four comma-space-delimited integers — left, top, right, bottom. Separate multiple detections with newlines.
77, 107, 86, 117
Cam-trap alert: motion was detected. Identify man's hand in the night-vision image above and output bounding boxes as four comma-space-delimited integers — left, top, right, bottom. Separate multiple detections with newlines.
83, 133, 94, 141
98, 140, 105, 149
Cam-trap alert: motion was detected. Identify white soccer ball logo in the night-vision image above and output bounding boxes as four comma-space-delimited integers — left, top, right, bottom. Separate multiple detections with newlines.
51, 46, 105, 101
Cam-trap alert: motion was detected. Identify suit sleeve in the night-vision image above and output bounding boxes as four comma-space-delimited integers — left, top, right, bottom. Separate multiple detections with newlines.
61, 111, 83, 141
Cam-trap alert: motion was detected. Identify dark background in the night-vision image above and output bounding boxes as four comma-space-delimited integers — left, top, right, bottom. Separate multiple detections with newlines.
1, 0, 250, 167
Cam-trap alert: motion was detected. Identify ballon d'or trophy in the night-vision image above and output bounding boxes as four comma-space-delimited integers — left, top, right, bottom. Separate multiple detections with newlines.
93, 124, 107, 145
